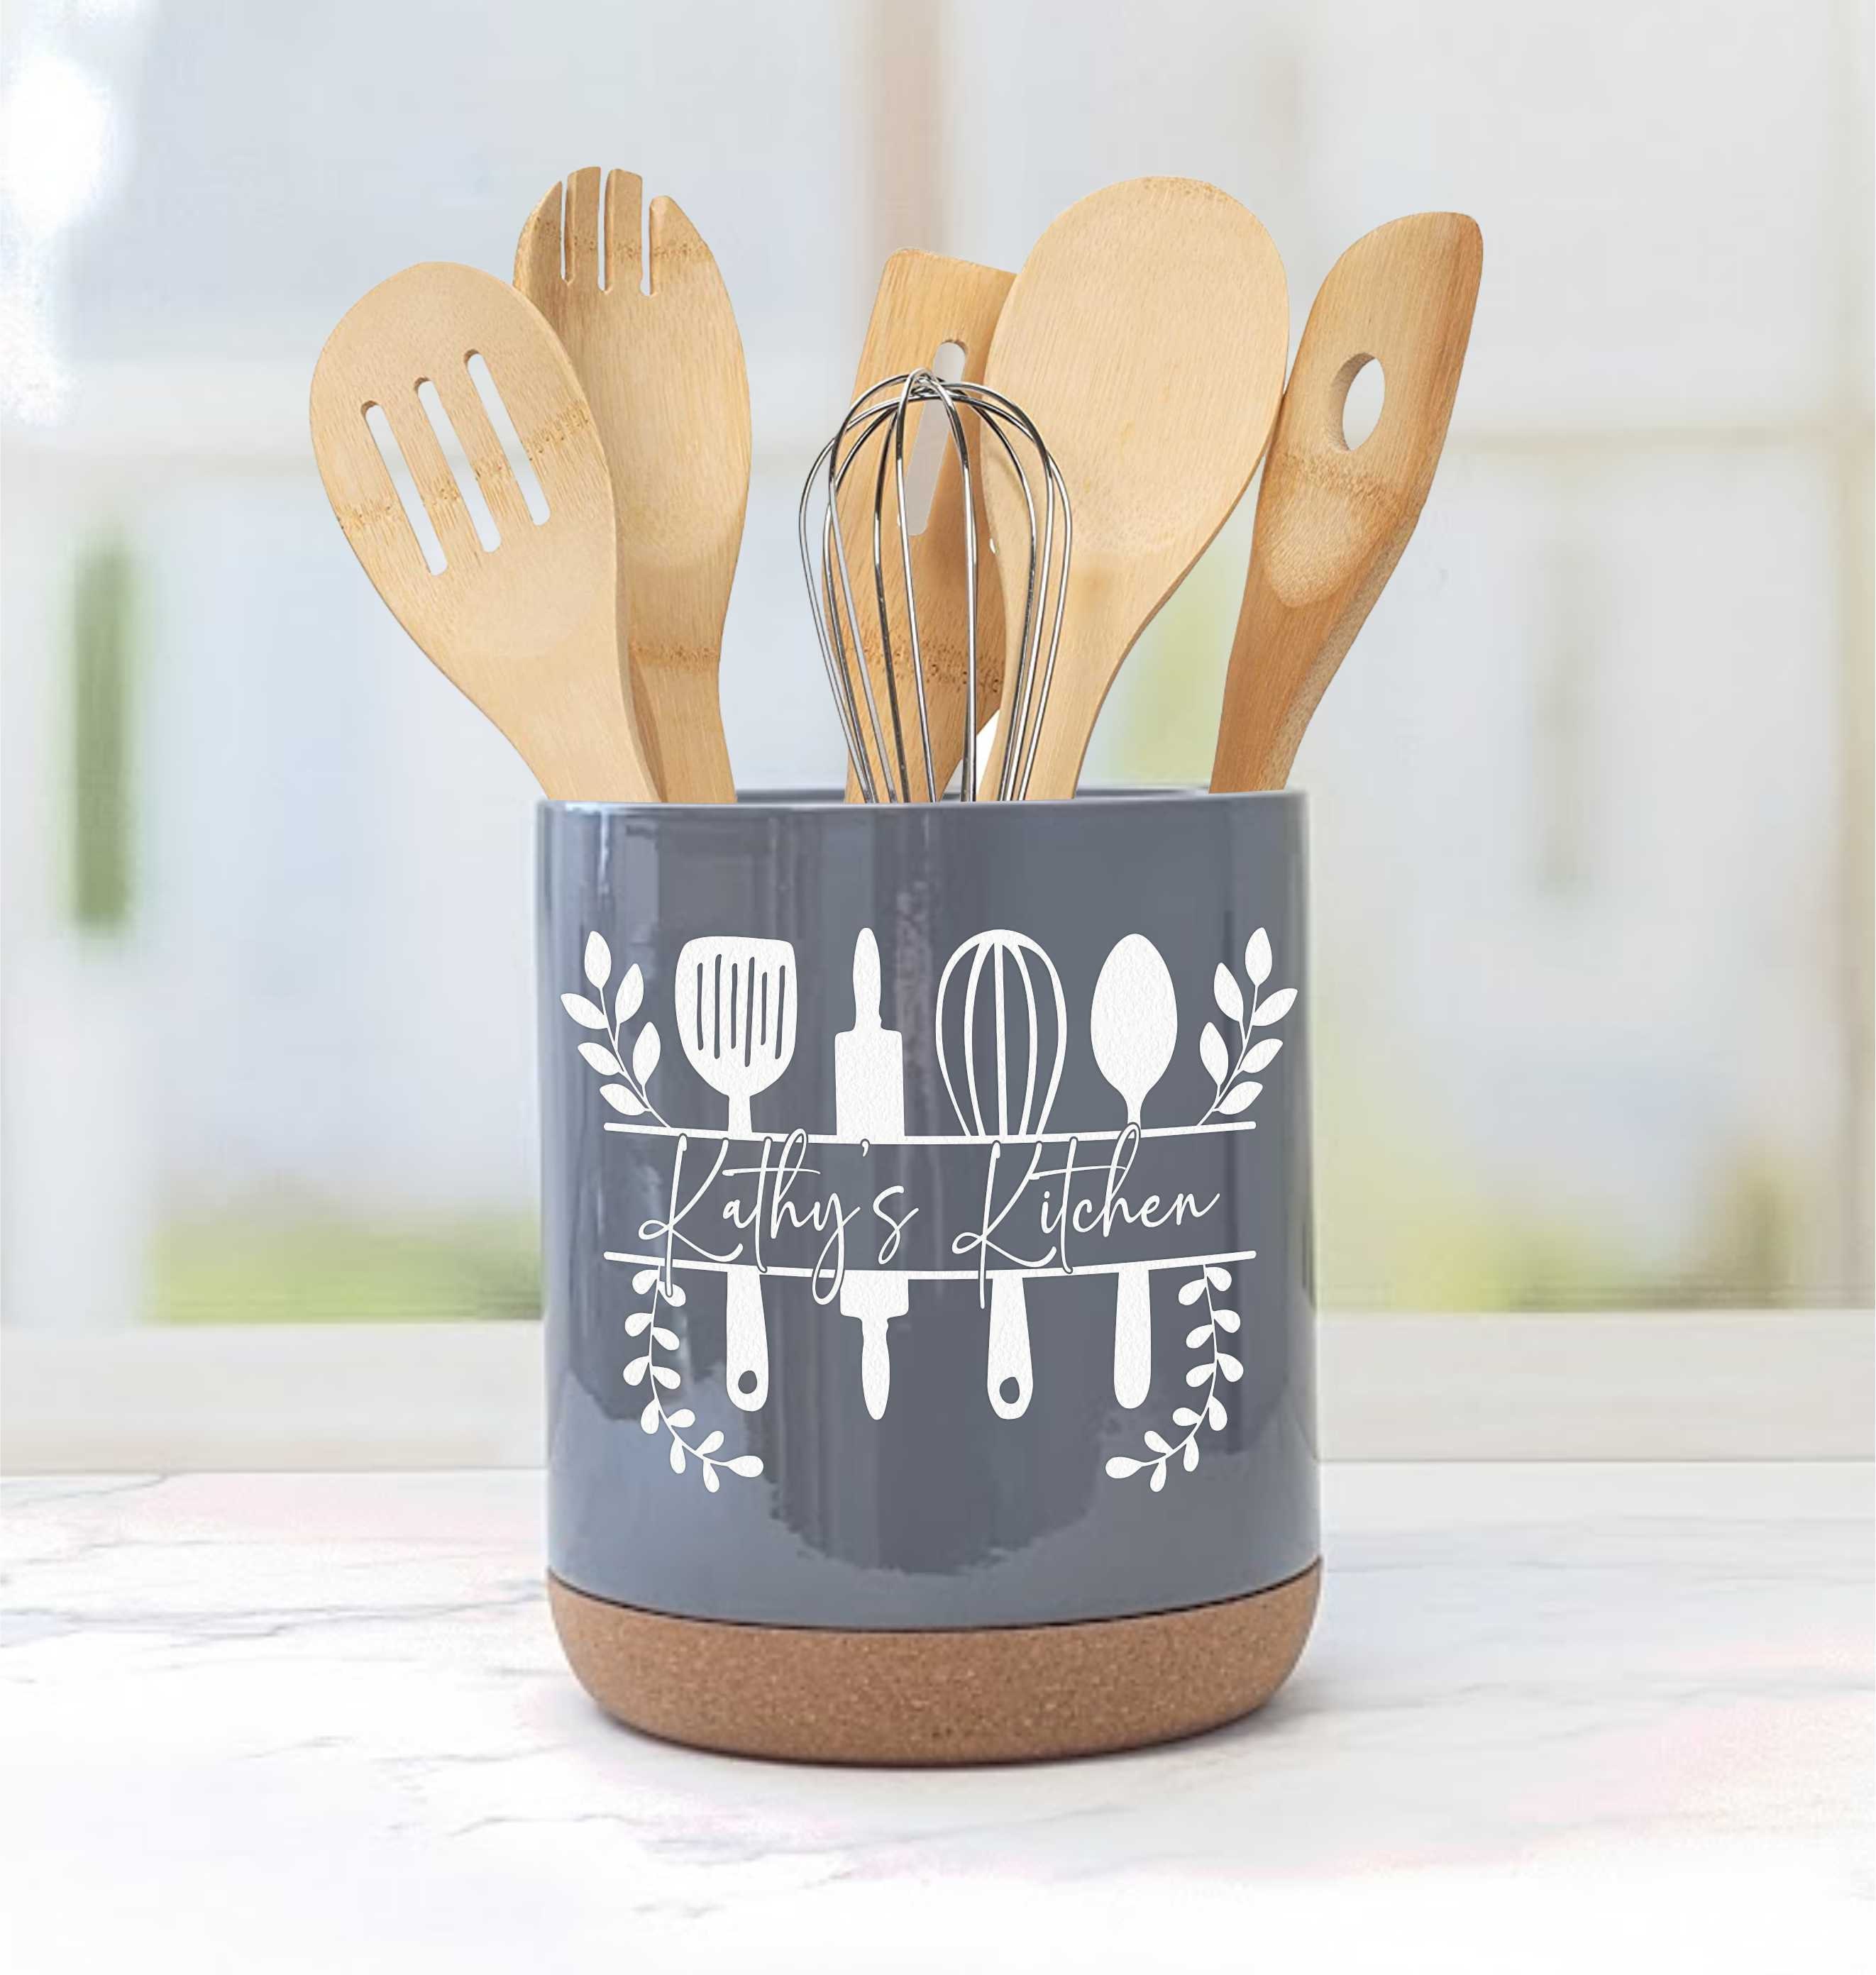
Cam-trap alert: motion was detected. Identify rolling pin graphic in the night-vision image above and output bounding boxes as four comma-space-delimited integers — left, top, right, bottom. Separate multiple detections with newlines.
834, 929, 908, 1419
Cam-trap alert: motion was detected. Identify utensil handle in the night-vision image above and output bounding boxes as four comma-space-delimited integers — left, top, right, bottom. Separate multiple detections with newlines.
986, 1273, 1033, 1420
842, 1264, 905, 1421
978, 626, 1097, 802
629, 658, 737, 804
529, 609, 662, 803
860, 1314, 891, 1422
724, 1266, 768, 1411
1113, 1264, 1153, 1409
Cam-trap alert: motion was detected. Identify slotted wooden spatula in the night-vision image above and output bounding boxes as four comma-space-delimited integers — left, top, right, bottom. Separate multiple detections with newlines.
837, 250, 1013, 801
1210, 213, 1482, 791
517, 168, 751, 803
979, 177, 1289, 799
310, 261, 656, 800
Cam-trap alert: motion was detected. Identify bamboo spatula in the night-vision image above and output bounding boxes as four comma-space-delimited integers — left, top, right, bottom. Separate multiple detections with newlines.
309, 261, 656, 801
837, 250, 1013, 801
979, 177, 1289, 799
517, 168, 751, 802
1210, 213, 1482, 792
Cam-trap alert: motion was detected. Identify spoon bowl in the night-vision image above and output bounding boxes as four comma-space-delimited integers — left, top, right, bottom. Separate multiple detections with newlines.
309, 262, 656, 800
980, 178, 1289, 797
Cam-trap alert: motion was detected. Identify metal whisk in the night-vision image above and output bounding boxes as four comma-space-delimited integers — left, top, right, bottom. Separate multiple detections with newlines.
799, 371, 1071, 802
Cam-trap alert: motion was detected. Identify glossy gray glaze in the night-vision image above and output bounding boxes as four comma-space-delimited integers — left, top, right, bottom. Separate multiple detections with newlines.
539, 790, 1317, 1629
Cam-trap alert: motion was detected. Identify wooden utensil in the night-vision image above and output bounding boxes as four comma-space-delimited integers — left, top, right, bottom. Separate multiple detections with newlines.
674, 935, 799, 1411
1210, 213, 1482, 792
979, 177, 1289, 799
517, 168, 751, 803
309, 261, 656, 800
1089, 934, 1179, 1408
837, 251, 1013, 801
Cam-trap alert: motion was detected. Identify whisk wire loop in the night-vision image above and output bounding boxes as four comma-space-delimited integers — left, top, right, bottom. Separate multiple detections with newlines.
801, 371, 1071, 802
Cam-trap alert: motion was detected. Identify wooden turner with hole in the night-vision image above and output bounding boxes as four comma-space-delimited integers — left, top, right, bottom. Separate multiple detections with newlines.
837, 250, 1013, 801
310, 261, 657, 800
1210, 213, 1482, 792
517, 168, 751, 803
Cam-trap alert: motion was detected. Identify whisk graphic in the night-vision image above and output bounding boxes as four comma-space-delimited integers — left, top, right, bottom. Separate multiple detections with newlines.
934, 929, 1067, 1419
799, 371, 1071, 802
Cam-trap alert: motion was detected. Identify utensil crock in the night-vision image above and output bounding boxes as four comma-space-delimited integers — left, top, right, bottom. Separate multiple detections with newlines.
539, 789, 1318, 1763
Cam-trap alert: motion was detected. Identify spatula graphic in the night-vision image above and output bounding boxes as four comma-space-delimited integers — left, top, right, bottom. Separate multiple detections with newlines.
675, 936, 798, 1411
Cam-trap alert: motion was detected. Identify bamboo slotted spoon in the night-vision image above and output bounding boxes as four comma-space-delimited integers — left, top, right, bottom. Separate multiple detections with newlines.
1210, 212, 1483, 792
517, 168, 751, 803
309, 260, 656, 801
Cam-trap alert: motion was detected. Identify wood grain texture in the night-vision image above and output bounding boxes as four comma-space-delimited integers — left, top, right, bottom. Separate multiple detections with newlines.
550, 1563, 1319, 1764
309, 260, 656, 801
517, 169, 751, 802
838, 252, 1013, 801
1210, 213, 1483, 792
980, 178, 1288, 800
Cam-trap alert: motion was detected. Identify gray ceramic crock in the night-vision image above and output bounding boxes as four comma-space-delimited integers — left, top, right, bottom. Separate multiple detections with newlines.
539, 789, 1316, 1632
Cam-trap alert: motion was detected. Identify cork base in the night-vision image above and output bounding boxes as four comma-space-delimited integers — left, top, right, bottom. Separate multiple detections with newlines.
548, 1563, 1320, 1765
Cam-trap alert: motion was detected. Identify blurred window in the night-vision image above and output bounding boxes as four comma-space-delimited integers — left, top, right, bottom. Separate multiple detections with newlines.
3, 0, 1869, 1329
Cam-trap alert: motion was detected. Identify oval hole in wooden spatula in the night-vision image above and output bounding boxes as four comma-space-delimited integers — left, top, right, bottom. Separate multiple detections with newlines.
1337, 354, 1385, 449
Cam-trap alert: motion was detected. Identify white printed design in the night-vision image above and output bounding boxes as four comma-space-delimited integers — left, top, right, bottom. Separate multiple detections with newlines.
1103, 1263, 1242, 1488
624, 1261, 765, 1488
566, 933, 761, 1490
561, 921, 1296, 1495
1091, 934, 1179, 1408
674, 937, 798, 1412
561, 931, 667, 1124
1105, 929, 1294, 1490
935, 930, 1067, 1420
834, 930, 907, 1420
1198, 927, 1293, 1125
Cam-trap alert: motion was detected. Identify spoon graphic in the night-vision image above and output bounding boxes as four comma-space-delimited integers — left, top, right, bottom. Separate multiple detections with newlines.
1089, 935, 1179, 1407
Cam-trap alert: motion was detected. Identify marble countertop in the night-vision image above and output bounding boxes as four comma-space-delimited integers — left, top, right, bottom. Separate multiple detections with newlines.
4, 1464, 1869, 1971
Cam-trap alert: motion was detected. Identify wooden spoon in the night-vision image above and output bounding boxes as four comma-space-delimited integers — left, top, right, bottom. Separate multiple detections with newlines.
517, 168, 751, 802
1210, 213, 1482, 792
979, 178, 1288, 799
309, 261, 656, 800
837, 251, 1013, 801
